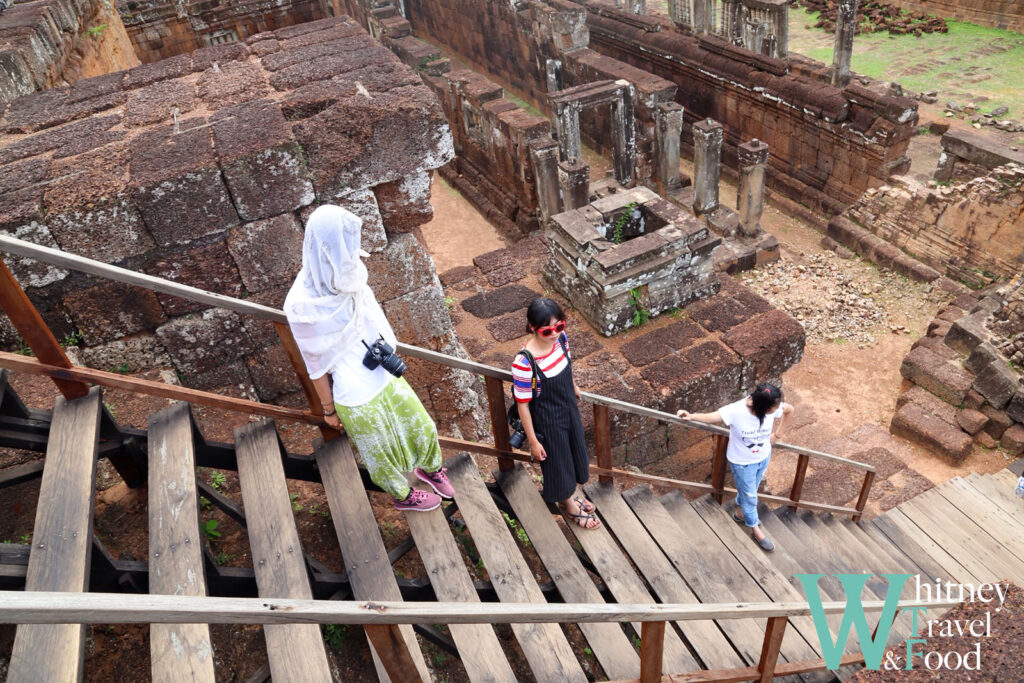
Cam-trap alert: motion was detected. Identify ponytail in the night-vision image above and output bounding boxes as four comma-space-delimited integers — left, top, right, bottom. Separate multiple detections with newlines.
750, 383, 783, 426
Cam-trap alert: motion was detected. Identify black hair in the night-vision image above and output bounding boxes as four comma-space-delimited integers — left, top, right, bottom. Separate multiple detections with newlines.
750, 383, 783, 426
526, 297, 565, 333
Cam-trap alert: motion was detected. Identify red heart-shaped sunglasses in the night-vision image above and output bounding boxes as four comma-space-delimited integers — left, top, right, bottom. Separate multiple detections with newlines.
536, 320, 566, 337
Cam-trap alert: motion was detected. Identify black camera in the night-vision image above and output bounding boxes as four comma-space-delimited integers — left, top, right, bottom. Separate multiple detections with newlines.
508, 413, 528, 450
362, 336, 407, 377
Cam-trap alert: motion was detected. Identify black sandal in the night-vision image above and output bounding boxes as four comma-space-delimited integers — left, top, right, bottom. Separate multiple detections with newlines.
563, 508, 601, 529
574, 496, 595, 514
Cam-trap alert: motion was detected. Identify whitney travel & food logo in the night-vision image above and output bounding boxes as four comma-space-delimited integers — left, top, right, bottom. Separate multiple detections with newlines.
796, 574, 1009, 672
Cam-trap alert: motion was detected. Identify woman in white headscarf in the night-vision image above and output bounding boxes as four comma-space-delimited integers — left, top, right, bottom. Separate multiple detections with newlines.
284, 205, 454, 512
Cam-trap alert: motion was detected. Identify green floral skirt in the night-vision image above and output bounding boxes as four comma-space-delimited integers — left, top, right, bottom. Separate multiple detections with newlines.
335, 377, 442, 500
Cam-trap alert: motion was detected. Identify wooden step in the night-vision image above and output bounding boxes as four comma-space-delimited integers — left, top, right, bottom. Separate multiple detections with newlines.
683, 496, 841, 682
446, 453, 587, 682
402, 489, 516, 681
147, 403, 215, 682
897, 493, 1022, 585
859, 520, 949, 586
964, 472, 1024, 520
871, 508, 980, 585
624, 487, 768, 666
647, 490, 821, 668
585, 482, 745, 671
235, 420, 331, 682
755, 506, 859, 659
914, 485, 1024, 583
496, 464, 639, 680
817, 515, 918, 643
931, 479, 1024, 576
315, 435, 430, 682
8, 388, 102, 683
552, 487, 697, 674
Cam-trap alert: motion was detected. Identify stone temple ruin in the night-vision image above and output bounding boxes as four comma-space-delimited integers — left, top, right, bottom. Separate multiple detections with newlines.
3, 0, 1024, 678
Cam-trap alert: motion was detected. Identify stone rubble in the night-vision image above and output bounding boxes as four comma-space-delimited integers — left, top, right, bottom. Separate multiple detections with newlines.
739, 251, 947, 347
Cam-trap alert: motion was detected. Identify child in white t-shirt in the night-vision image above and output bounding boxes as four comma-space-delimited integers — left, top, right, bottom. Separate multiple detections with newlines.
677, 383, 793, 552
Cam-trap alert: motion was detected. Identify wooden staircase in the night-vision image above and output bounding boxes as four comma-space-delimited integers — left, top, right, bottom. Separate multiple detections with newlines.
2, 377, 1023, 681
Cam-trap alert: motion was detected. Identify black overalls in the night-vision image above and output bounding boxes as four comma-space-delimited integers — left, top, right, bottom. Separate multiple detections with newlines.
523, 334, 590, 503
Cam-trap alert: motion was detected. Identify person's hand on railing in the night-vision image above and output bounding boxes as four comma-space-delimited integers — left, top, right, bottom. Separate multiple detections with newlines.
323, 413, 343, 431
676, 410, 691, 420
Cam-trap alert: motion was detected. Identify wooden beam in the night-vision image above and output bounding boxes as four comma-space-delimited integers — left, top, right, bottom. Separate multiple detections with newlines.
0, 260, 88, 399
789, 454, 809, 512
594, 403, 613, 484
0, 592, 963, 625
853, 470, 876, 523
640, 621, 666, 683
711, 435, 728, 504
0, 351, 321, 425
485, 376, 514, 472
756, 616, 787, 683
274, 322, 340, 442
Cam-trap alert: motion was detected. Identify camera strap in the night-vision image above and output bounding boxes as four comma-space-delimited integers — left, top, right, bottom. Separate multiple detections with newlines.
507, 349, 539, 427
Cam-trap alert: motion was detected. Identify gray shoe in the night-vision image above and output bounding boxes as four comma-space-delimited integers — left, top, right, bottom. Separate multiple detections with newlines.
756, 535, 775, 552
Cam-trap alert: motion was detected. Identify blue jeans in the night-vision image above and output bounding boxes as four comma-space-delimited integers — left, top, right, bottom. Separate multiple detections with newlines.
730, 457, 770, 528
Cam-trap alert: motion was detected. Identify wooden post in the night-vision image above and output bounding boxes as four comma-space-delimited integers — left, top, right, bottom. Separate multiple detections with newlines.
485, 376, 514, 472
853, 470, 876, 523
789, 453, 809, 512
594, 404, 613, 485
757, 616, 788, 682
639, 621, 666, 683
0, 260, 88, 399
365, 624, 425, 682
274, 323, 340, 442
711, 434, 728, 504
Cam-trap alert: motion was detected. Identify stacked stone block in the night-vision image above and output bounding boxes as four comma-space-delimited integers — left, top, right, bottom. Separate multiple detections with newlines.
116, 0, 327, 64
0, 0, 139, 105
0, 16, 487, 439
839, 164, 1024, 288
893, 282, 1024, 461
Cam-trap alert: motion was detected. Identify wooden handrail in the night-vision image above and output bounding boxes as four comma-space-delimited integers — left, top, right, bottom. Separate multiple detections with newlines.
0, 234, 875, 475
0, 591, 960, 624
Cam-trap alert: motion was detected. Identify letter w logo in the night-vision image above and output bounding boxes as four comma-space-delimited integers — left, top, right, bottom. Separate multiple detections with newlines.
795, 573, 911, 670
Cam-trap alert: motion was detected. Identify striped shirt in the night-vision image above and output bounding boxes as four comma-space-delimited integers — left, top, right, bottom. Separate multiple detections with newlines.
512, 334, 571, 403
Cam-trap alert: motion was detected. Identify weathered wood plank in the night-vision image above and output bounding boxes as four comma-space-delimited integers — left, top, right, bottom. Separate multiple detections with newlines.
682, 498, 838, 682
403, 501, 516, 681
872, 508, 980, 586
911, 487, 1024, 585
315, 436, 430, 682
647, 490, 818, 667
446, 453, 588, 682
8, 387, 101, 683
964, 472, 1024, 522
930, 479, 1024, 571
586, 482, 745, 671
0, 591, 963, 625
148, 402, 215, 683
558, 491, 697, 675
234, 420, 331, 682
625, 488, 769, 666
497, 465, 640, 679
899, 493, 1024, 585
755, 507, 859, 661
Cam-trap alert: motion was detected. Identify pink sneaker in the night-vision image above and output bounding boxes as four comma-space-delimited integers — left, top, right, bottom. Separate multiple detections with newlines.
395, 487, 441, 512
414, 467, 455, 499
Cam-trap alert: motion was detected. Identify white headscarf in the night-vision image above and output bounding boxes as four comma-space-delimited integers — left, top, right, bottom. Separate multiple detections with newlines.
284, 205, 379, 380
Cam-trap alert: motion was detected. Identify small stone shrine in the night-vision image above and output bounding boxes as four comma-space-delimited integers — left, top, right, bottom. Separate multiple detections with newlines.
543, 185, 721, 335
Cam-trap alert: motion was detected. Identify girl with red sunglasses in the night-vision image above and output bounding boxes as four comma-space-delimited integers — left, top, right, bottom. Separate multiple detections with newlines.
510, 298, 599, 529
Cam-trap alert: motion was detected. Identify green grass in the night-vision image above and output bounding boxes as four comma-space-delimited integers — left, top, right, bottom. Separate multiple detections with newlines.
790, 10, 1024, 114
